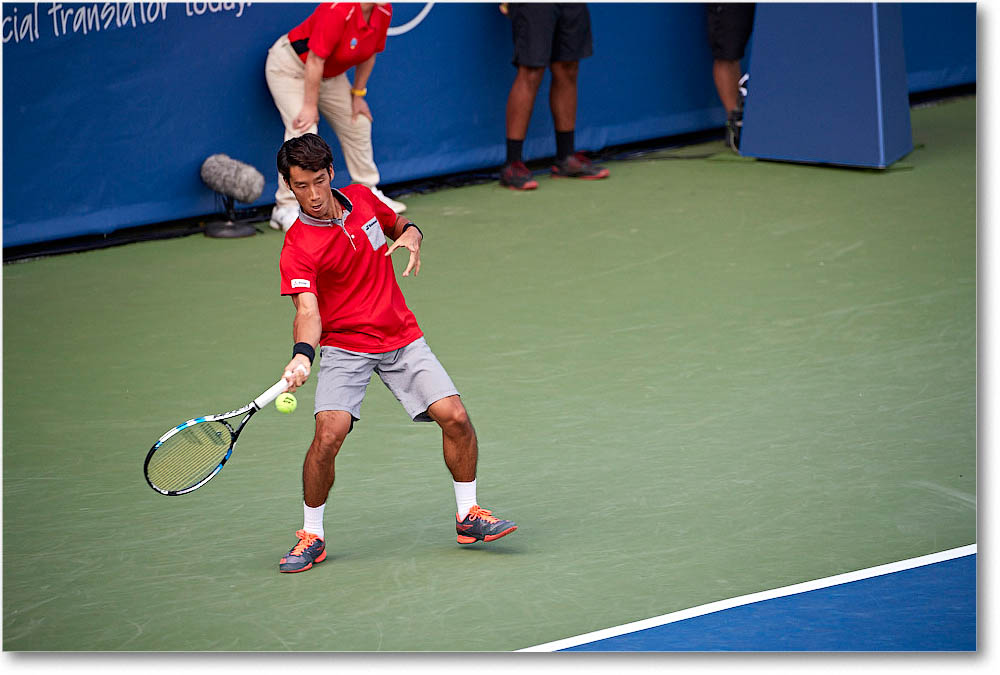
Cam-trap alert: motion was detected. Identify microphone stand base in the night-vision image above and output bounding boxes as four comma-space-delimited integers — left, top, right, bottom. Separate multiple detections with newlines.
204, 220, 258, 239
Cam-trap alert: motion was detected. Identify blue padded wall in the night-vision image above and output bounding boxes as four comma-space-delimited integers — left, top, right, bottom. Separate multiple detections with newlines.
1, 2, 976, 247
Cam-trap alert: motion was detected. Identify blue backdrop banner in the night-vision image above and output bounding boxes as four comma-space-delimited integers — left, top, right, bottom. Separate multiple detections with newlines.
1, 2, 976, 247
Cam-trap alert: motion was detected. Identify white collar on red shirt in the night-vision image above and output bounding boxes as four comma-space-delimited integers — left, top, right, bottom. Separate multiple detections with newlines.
297, 187, 354, 227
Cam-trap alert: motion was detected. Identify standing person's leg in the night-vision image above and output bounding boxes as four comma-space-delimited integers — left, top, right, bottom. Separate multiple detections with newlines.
500, 65, 546, 191
500, 3, 557, 190
265, 35, 316, 230
549, 59, 578, 158
706, 3, 756, 151
318, 74, 406, 213
377, 338, 517, 544
712, 58, 742, 113
505, 65, 547, 152
548, 4, 608, 179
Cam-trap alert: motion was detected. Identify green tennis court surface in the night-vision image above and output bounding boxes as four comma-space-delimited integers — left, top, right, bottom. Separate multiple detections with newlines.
2, 97, 975, 651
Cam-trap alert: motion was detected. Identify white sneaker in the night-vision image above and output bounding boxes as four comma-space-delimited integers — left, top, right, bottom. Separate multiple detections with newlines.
370, 187, 407, 214
269, 205, 299, 232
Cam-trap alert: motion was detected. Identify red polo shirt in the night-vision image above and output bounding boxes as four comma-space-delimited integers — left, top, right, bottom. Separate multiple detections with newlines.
287, 3, 393, 79
279, 184, 423, 353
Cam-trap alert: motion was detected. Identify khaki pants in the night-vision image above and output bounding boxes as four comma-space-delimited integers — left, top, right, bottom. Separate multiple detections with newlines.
265, 34, 381, 209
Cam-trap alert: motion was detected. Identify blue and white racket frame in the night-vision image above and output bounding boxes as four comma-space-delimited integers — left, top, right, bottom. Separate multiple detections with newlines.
143, 376, 292, 496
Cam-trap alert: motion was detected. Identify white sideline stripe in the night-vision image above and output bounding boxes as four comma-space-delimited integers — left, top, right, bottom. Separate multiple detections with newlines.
517, 543, 977, 652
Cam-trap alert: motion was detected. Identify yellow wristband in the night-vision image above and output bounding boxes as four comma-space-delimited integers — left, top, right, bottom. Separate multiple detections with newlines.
350, 87, 367, 97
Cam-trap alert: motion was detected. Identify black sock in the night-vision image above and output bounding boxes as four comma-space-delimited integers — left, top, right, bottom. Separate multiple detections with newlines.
506, 138, 524, 165
556, 130, 575, 160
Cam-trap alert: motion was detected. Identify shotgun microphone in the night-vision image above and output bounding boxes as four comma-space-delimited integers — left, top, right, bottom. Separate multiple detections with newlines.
199, 154, 265, 238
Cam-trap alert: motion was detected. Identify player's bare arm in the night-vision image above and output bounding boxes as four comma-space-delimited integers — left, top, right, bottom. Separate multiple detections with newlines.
283, 291, 322, 392
385, 215, 423, 277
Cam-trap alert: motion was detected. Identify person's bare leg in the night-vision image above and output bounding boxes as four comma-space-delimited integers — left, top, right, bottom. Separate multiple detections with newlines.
713, 58, 741, 113
506, 65, 546, 142
427, 395, 477, 482
302, 410, 353, 506
427, 395, 517, 543
549, 60, 579, 133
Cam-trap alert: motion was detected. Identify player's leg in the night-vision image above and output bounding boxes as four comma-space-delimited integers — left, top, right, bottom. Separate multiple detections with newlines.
426, 395, 477, 483
377, 338, 517, 544
279, 411, 354, 573
426, 397, 517, 545
279, 347, 375, 573
302, 410, 354, 511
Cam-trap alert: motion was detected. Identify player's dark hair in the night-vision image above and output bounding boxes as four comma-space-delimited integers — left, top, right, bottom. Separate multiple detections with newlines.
277, 133, 334, 181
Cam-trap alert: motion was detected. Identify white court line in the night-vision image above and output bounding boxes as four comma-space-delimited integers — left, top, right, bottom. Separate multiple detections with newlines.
517, 543, 977, 652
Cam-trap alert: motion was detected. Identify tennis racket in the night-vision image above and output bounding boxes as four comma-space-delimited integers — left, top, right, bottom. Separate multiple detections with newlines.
143, 368, 303, 496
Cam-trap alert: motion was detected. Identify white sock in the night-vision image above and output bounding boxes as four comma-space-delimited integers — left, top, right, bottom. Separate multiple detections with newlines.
303, 502, 325, 540
454, 479, 477, 520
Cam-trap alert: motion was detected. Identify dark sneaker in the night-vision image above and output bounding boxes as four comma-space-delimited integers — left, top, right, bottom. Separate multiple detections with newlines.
278, 529, 327, 573
500, 161, 539, 191
726, 109, 743, 152
551, 152, 610, 180
456, 505, 517, 545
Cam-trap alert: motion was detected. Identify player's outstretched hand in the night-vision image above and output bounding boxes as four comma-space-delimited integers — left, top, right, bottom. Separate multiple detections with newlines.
385, 227, 422, 277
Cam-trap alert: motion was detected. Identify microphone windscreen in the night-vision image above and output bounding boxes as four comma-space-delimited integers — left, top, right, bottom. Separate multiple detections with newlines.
200, 154, 265, 204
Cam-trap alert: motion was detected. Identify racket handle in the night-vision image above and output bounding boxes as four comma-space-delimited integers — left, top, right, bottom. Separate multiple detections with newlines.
254, 378, 291, 410
253, 364, 309, 409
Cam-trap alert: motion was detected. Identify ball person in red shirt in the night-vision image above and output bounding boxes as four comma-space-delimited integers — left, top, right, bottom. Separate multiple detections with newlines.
274, 134, 517, 573
265, 2, 405, 232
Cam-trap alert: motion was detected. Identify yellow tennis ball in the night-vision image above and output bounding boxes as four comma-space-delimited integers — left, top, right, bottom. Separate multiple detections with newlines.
275, 392, 297, 414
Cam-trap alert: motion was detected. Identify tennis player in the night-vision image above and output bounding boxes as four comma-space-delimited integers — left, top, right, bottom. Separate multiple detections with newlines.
273, 134, 517, 573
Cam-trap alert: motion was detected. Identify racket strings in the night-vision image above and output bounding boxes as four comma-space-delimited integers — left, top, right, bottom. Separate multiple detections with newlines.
147, 421, 234, 491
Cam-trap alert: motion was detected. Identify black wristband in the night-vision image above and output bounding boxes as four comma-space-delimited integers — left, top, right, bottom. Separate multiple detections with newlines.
292, 342, 315, 364
402, 222, 422, 239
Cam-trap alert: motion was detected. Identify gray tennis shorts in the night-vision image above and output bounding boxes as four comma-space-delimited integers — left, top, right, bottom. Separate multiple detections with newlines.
314, 337, 459, 422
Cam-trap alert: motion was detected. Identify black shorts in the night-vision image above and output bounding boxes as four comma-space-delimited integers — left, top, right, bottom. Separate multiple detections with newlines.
508, 2, 593, 67
706, 3, 756, 61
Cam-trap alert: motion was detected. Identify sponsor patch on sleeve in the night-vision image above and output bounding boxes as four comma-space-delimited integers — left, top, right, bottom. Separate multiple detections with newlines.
291, 279, 311, 289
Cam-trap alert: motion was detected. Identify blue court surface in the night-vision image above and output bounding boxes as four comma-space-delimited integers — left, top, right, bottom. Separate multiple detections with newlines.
522, 546, 976, 652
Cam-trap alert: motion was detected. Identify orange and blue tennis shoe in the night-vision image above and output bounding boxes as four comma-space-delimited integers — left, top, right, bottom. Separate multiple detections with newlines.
278, 529, 326, 573
455, 505, 517, 545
